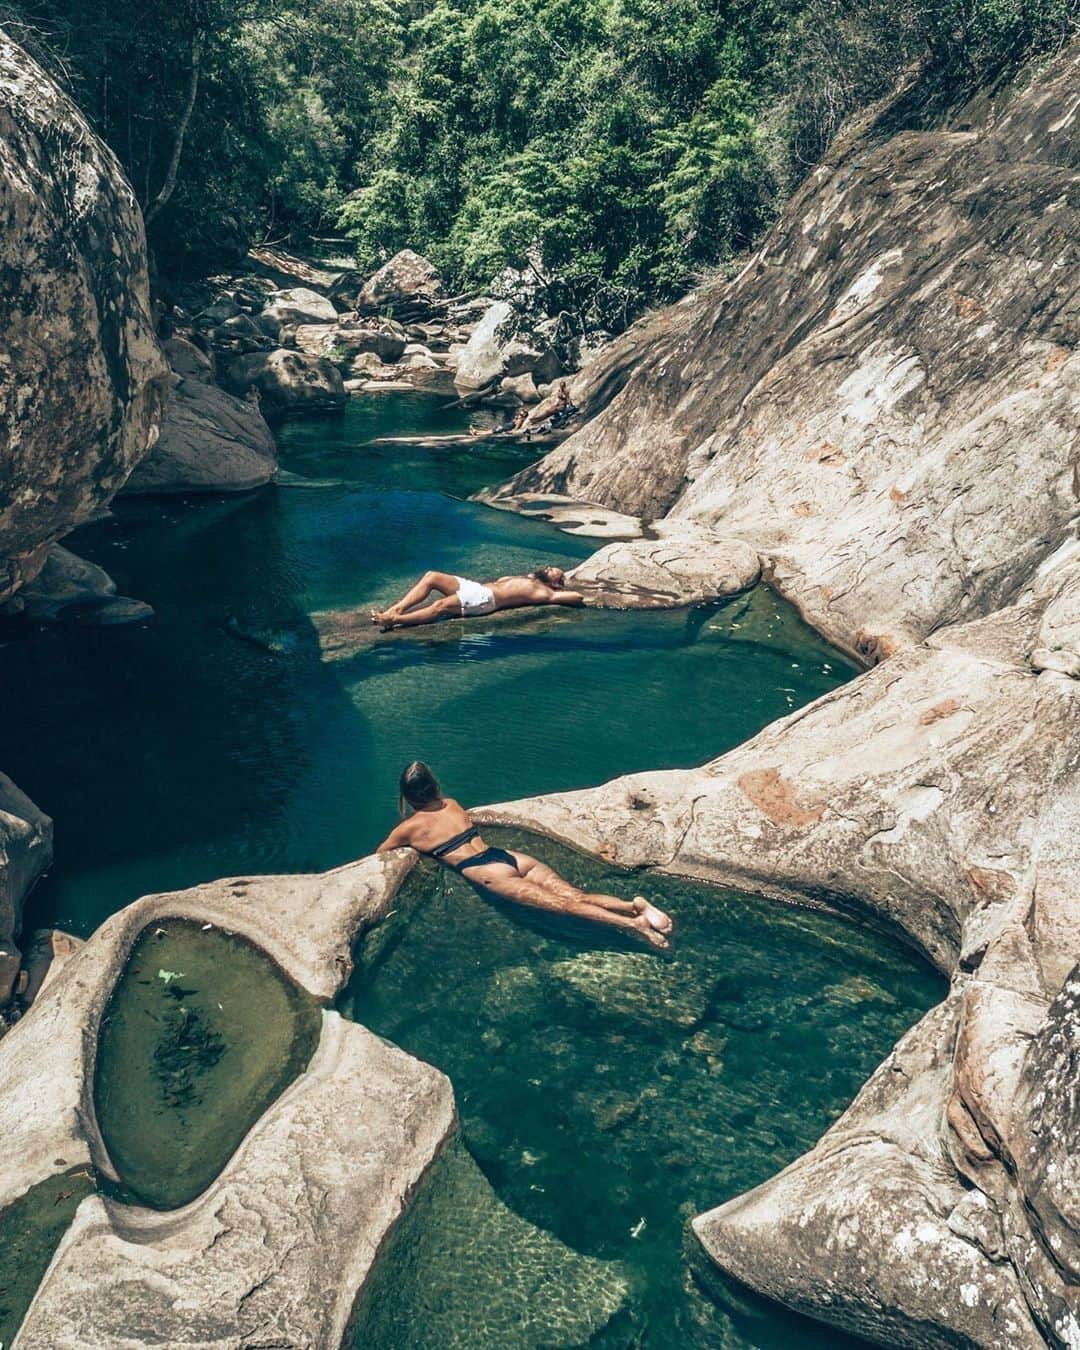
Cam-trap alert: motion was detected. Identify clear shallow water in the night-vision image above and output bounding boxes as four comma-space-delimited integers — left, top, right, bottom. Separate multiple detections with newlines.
1, 391, 855, 937
0, 1172, 94, 1347
345, 837, 943, 1348
94, 920, 321, 1209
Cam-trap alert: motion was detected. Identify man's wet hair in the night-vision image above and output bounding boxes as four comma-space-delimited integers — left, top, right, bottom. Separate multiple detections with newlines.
531, 566, 565, 587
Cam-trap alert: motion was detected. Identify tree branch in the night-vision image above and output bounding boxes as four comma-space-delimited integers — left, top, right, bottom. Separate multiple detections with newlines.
144, 27, 204, 226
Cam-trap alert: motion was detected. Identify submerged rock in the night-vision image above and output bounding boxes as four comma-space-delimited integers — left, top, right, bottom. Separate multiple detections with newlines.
478, 550, 1080, 1347
0, 31, 168, 604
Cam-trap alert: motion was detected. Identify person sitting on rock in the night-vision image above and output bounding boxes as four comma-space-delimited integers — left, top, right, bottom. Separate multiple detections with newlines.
378, 761, 673, 949
370, 566, 584, 629
530, 379, 578, 435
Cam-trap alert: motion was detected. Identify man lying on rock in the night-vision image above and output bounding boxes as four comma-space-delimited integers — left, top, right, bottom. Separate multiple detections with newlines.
370, 566, 584, 629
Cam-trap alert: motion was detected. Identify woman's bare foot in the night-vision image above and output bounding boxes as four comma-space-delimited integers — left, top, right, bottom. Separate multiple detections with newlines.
371, 607, 399, 627
634, 897, 673, 935
633, 914, 669, 949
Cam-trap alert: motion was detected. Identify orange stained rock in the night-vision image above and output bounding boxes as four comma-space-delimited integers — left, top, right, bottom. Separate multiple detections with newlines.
736, 767, 824, 828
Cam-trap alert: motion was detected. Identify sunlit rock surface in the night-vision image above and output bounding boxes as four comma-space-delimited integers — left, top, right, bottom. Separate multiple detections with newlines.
496, 47, 1080, 661
0, 30, 168, 604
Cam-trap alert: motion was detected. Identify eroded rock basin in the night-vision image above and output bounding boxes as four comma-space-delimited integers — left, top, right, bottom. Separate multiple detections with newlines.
95, 919, 321, 1209
343, 833, 945, 1347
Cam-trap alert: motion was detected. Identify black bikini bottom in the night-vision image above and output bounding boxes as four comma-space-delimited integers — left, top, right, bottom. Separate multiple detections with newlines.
455, 846, 517, 873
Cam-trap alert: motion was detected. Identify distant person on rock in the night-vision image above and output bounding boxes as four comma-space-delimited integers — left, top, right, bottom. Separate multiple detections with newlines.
378, 761, 673, 949
529, 379, 578, 436
370, 566, 584, 629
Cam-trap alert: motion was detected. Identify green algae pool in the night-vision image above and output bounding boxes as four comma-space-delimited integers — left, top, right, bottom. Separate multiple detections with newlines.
94, 920, 321, 1209
344, 837, 943, 1348
0, 389, 940, 1346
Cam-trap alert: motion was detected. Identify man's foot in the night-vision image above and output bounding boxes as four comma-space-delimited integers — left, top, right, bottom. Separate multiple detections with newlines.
633, 914, 669, 949
634, 897, 673, 935
371, 608, 399, 627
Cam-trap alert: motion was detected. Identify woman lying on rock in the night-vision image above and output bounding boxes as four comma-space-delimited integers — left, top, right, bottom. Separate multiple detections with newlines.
370, 566, 584, 630
377, 762, 673, 949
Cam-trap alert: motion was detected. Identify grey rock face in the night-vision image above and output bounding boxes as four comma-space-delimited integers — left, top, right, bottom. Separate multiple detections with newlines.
477, 553, 1080, 1347
0, 776, 51, 1007
0, 30, 168, 603
224, 347, 345, 410
260, 286, 337, 327
18, 544, 154, 625
454, 301, 546, 389
124, 373, 277, 494
499, 50, 1080, 658
294, 320, 407, 365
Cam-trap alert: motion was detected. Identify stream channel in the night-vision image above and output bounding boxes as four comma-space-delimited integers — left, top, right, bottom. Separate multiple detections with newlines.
1, 390, 944, 1347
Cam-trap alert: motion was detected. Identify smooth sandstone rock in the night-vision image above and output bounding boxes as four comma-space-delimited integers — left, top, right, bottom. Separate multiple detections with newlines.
498, 51, 1080, 658
224, 348, 345, 410
568, 523, 760, 608
0, 852, 416, 1212
0, 776, 51, 1007
0, 31, 168, 603
124, 374, 278, 494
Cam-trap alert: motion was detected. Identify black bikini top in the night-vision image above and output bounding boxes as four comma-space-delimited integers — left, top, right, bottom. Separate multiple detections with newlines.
427, 825, 479, 859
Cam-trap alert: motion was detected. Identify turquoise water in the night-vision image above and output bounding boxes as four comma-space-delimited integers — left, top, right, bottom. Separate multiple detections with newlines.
0, 389, 934, 1347
344, 839, 943, 1349
1, 392, 855, 937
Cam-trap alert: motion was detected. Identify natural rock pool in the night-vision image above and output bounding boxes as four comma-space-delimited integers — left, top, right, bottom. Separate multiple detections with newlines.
343, 836, 943, 1348
0, 390, 943, 1346
94, 919, 322, 1209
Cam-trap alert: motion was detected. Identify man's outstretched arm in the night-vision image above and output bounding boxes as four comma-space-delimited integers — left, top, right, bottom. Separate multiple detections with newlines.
549, 589, 585, 607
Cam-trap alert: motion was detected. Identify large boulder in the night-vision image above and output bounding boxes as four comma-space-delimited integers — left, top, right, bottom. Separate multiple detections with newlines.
123, 373, 277, 495
453, 301, 546, 390
0, 30, 168, 603
259, 286, 337, 329
497, 49, 1080, 657
294, 321, 406, 366
223, 348, 345, 411
353, 249, 445, 316
0, 775, 51, 1007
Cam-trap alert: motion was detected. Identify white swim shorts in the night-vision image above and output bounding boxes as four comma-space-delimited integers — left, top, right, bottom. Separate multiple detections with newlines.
455, 576, 497, 616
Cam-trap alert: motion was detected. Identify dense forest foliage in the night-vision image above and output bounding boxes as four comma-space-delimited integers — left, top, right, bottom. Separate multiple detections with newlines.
3, 0, 1075, 320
